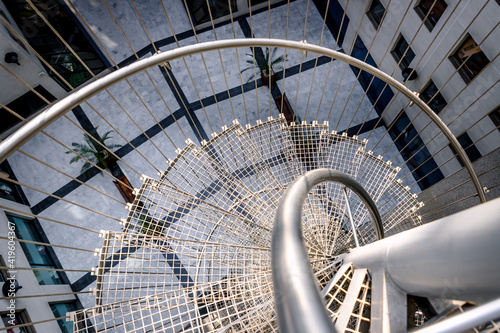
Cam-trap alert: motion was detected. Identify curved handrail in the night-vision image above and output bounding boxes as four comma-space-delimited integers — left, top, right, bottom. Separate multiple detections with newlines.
271, 168, 383, 333
0, 38, 486, 202
415, 298, 500, 333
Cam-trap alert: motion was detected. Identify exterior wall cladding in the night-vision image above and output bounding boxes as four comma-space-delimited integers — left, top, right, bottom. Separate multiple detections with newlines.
327, 0, 499, 182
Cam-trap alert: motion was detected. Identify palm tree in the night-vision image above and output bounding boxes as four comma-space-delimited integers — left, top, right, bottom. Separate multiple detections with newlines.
240, 47, 285, 85
66, 127, 122, 176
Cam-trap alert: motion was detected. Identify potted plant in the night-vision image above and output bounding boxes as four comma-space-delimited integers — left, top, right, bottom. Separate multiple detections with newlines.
240, 47, 285, 86
66, 127, 122, 176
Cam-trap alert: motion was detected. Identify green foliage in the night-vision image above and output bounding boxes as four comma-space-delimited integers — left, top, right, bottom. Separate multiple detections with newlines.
240, 47, 285, 82
66, 127, 122, 176
139, 214, 164, 237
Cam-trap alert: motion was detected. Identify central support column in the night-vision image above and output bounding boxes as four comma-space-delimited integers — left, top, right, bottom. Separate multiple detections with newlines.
344, 197, 500, 302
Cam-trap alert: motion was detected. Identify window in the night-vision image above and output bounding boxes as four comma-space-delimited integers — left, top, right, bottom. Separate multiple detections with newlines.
0, 178, 22, 203
488, 106, 500, 132
449, 132, 482, 167
366, 0, 386, 29
0, 256, 8, 282
420, 80, 447, 114
391, 34, 416, 69
6, 215, 63, 285
3, 0, 107, 91
449, 35, 490, 84
389, 111, 444, 189
1, 310, 35, 333
414, 0, 448, 31
0, 256, 9, 282
0, 86, 56, 135
50, 302, 77, 333
185, 0, 237, 25
0, 163, 26, 204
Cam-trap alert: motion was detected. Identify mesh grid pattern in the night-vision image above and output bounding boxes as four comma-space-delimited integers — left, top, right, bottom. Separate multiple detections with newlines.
345, 272, 371, 333
243, 116, 302, 186
322, 132, 366, 178
73, 119, 423, 332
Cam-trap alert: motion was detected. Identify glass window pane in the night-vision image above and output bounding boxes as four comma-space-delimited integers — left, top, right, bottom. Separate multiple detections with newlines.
391, 35, 415, 69
420, 80, 447, 114
367, 0, 386, 28
1, 310, 34, 333
186, 0, 238, 25
415, 0, 447, 31
3, 0, 107, 90
6, 215, 63, 285
50, 302, 77, 333
449, 35, 490, 83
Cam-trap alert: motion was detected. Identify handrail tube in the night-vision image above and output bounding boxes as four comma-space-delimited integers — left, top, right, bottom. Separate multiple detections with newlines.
0, 38, 486, 202
344, 197, 500, 302
415, 298, 500, 333
272, 169, 383, 333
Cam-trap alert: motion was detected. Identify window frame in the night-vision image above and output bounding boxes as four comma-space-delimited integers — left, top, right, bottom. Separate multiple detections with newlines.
5, 214, 64, 285
419, 79, 448, 114
414, 0, 448, 31
449, 34, 490, 84
449, 131, 482, 167
2, 0, 108, 91
50, 302, 78, 333
391, 34, 416, 69
488, 106, 500, 132
1, 309, 36, 333
366, 0, 386, 29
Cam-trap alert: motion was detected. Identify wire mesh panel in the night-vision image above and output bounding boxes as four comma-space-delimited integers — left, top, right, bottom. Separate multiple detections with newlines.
322, 132, 367, 178
324, 264, 354, 321
242, 115, 303, 186
202, 122, 283, 212
357, 178, 422, 244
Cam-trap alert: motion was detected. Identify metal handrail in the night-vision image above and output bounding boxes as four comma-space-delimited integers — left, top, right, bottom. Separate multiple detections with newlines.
0, 38, 486, 203
415, 298, 500, 333
271, 168, 383, 333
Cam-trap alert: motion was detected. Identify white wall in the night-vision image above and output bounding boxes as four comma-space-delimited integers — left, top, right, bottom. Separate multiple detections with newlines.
0, 198, 76, 332
338, 0, 500, 177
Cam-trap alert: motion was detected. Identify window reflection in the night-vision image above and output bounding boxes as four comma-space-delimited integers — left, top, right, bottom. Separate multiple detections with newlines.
7, 215, 63, 285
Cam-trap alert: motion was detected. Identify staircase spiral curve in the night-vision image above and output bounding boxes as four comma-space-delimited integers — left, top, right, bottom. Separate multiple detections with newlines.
67, 115, 422, 332
0, 31, 498, 332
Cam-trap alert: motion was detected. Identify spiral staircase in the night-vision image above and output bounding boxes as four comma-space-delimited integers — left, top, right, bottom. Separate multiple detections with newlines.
0, 37, 498, 332
63, 115, 423, 332
1, 0, 499, 331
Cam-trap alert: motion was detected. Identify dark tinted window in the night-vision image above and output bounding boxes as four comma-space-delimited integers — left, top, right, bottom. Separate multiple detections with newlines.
0, 86, 56, 135
391, 35, 416, 69
449, 35, 490, 84
415, 0, 448, 31
420, 80, 447, 114
185, 0, 237, 25
367, 0, 386, 28
4, 0, 107, 90
488, 106, 500, 132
